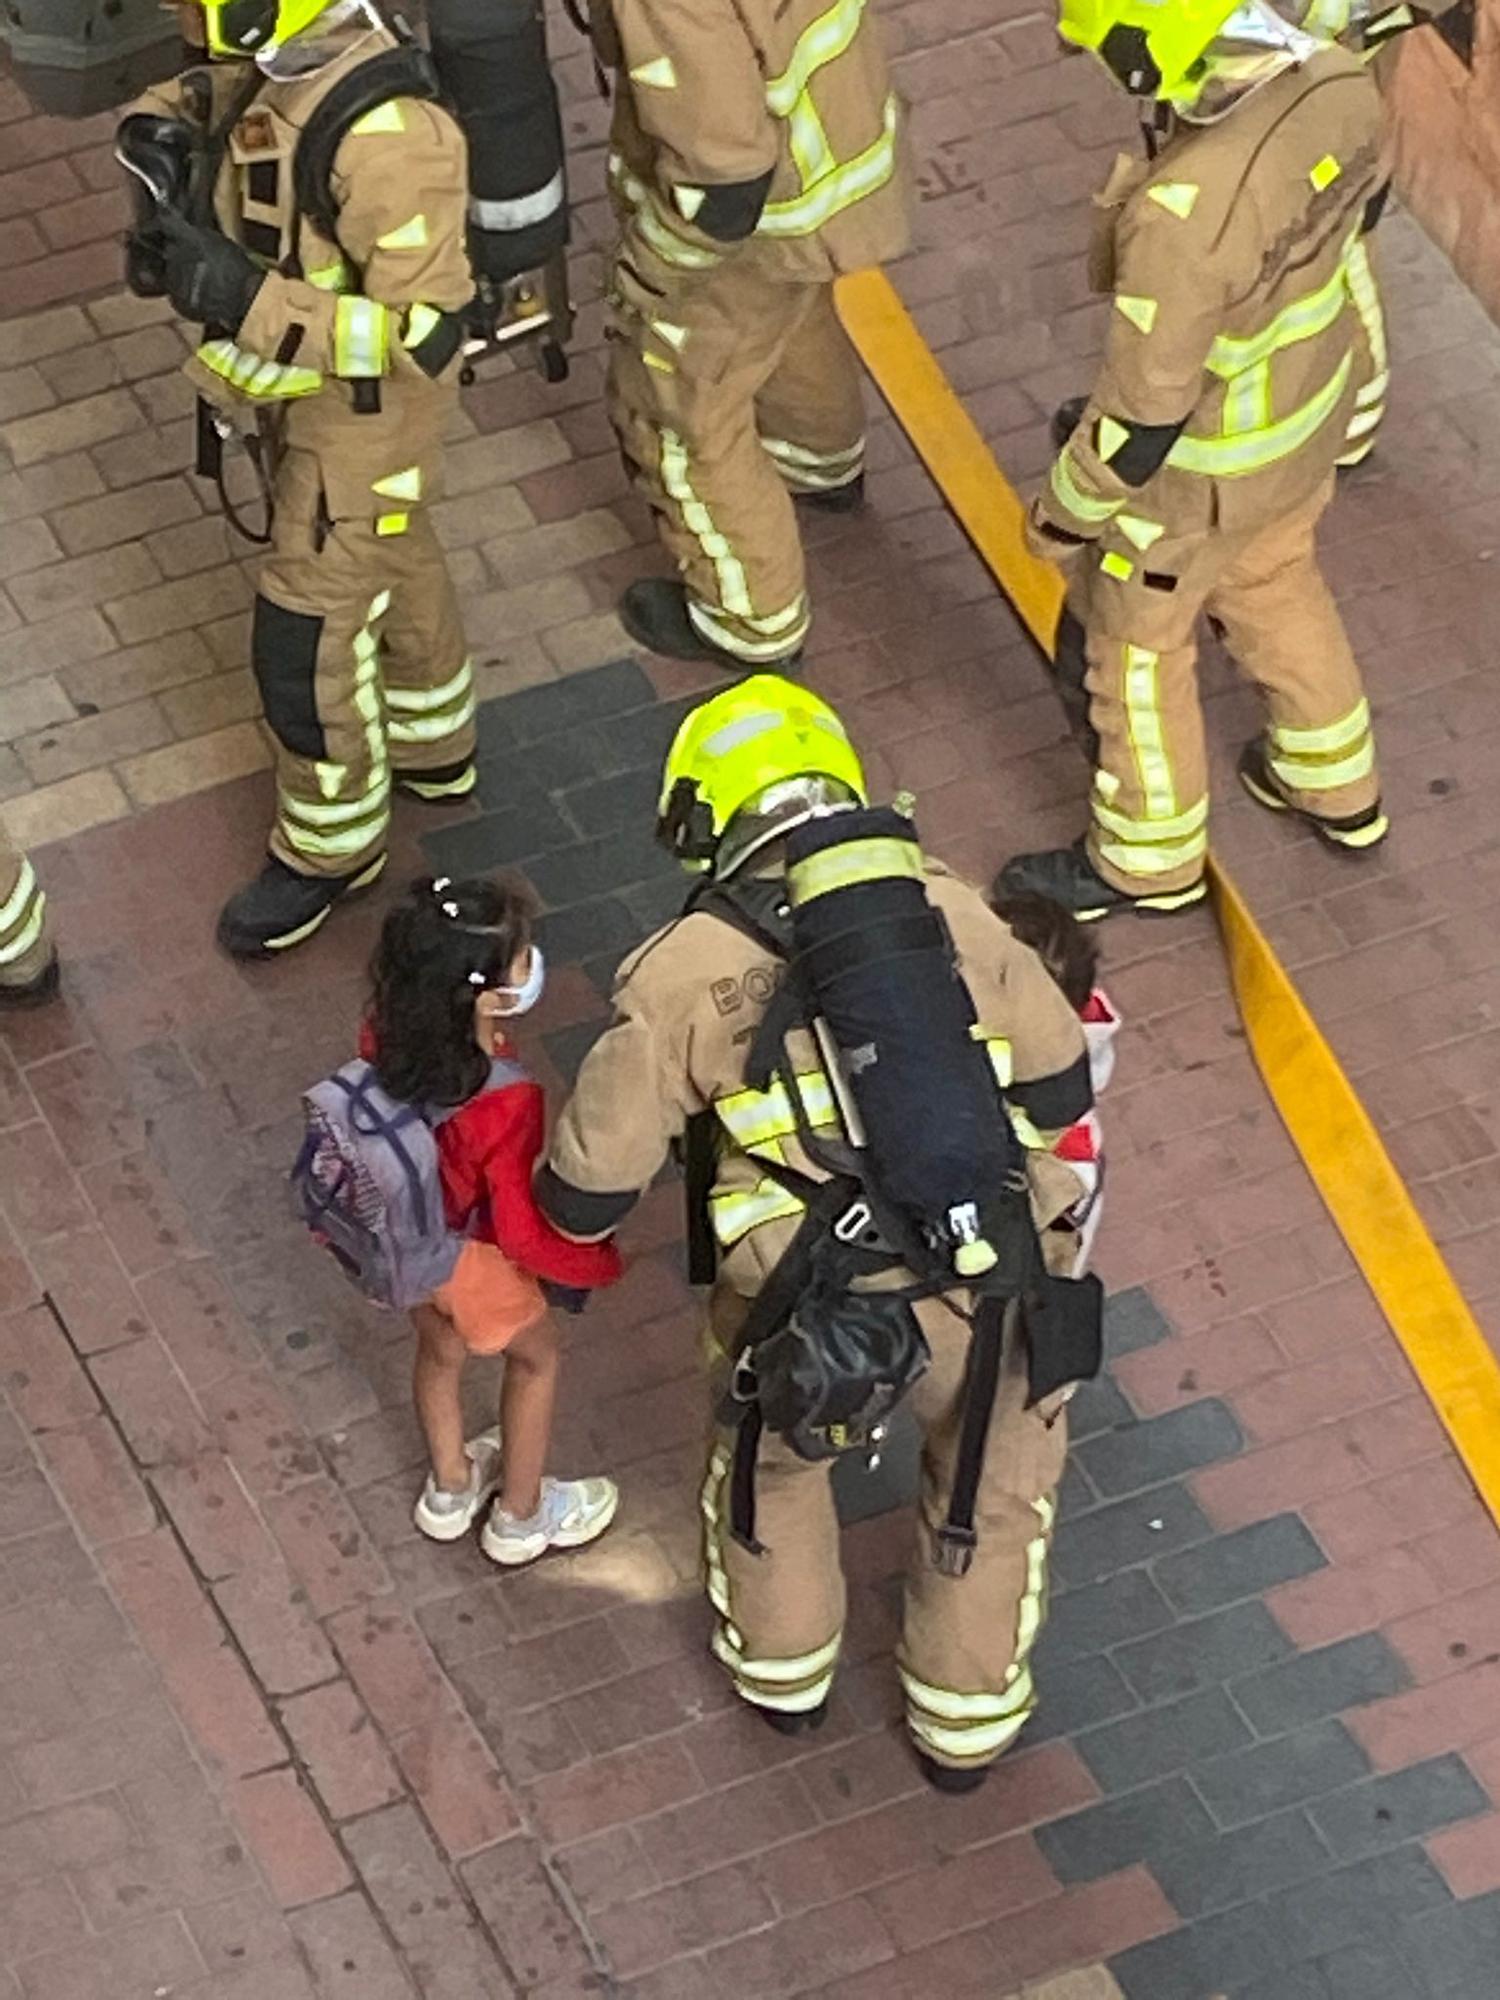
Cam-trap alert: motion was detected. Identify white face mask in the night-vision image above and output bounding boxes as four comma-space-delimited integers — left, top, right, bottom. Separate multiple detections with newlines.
493, 945, 546, 1016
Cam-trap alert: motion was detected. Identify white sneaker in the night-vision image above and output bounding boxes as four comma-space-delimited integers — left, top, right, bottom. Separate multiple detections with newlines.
480, 1475, 619, 1568
413, 1428, 503, 1542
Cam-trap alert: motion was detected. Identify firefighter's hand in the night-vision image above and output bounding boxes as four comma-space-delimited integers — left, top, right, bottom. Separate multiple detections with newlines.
1025, 498, 1089, 568
151, 209, 265, 334
124, 227, 169, 300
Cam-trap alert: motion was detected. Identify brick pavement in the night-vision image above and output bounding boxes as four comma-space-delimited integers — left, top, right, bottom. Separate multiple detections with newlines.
2, 5, 1500, 1997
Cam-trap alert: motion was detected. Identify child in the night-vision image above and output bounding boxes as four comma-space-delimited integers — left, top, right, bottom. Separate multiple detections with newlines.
364, 875, 623, 1566
988, 887, 1120, 1274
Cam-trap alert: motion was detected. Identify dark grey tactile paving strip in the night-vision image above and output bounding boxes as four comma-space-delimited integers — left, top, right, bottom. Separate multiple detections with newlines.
415, 665, 1496, 2000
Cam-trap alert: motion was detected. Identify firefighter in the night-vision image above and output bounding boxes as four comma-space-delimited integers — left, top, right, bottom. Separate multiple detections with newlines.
997, 0, 1390, 922
590, 0, 910, 672
0, 828, 57, 1007
536, 677, 1094, 1790
120, 0, 478, 958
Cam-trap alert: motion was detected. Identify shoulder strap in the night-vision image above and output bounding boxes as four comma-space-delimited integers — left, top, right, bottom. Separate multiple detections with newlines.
293, 46, 441, 248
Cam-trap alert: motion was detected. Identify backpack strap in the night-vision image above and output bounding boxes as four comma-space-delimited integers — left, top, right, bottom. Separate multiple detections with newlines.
935, 1295, 1012, 1578
292, 45, 441, 253
329, 1070, 433, 1236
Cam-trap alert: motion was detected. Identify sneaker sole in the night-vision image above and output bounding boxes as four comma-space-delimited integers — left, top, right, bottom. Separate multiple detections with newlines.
245, 854, 388, 957
1238, 764, 1389, 856
413, 1431, 503, 1543
480, 1485, 620, 1568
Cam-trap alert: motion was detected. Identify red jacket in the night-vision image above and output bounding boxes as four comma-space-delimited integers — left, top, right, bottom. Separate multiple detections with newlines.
358, 1026, 622, 1290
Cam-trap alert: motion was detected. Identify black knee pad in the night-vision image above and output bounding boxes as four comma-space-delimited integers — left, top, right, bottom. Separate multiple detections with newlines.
252, 595, 326, 761
1050, 608, 1099, 764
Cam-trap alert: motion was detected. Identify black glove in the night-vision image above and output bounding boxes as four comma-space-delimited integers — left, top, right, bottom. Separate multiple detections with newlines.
125, 229, 169, 299
151, 209, 265, 334
116, 114, 197, 300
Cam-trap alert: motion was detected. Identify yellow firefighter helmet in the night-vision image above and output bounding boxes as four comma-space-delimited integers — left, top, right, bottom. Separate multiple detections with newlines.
190, 0, 340, 58
657, 675, 867, 877
1058, 0, 1245, 100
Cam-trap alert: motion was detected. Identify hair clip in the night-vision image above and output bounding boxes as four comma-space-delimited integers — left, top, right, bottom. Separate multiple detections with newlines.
467, 970, 488, 988
431, 876, 452, 894
442, 901, 460, 918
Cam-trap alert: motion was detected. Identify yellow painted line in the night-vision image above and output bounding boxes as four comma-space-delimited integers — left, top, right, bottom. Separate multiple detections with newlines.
836, 264, 1500, 1528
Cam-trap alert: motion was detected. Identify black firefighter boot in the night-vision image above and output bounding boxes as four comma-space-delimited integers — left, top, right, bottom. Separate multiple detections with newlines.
792, 472, 866, 516
0, 952, 60, 1009
216, 854, 386, 959
994, 840, 1207, 923
619, 578, 802, 677
753, 1699, 830, 1739
1237, 739, 1389, 854
393, 758, 477, 806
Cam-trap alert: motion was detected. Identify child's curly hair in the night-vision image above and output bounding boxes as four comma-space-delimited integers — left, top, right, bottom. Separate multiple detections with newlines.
368, 874, 536, 1108
988, 888, 1099, 1014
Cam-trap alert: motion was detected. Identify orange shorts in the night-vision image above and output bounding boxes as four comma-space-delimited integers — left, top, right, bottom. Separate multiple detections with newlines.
429, 1240, 547, 1356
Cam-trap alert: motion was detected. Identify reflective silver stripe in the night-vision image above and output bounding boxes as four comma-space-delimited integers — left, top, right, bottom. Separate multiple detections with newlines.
469, 169, 566, 232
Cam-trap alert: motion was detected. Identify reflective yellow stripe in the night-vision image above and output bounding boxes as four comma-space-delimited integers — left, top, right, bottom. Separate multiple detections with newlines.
1221, 357, 1272, 439
333, 297, 389, 379
1146, 180, 1199, 220
661, 428, 752, 618
1169, 351, 1352, 476
0, 895, 46, 967
978, 1031, 1013, 1088
786, 834, 922, 905
1092, 788, 1208, 845
1206, 242, 1355, 378
1356, 368, 1389, 410
1344, 237, 1388, 378
306, 260, 351, 292
198, 337, 321, 400
788, 93, 836, 189
1049, 447, 1124, 526
1270, 739, 1375, 793
759, 95, 898, 238
376, 512, 409, 537
1114, 293, 1158, 335
279, 783, 389, 830
372, 465, 423, 502
710, 1181, 806, 1247
716, 1069, 838, 1146
0, 858, 38, 935
688, 597, 812, 660
1096, 830, 1208, 876
766, 0, 867, 115
636, 196, 719, 269
1271, 698, 1370, 757
350, 101, 404, 135
376, 213, 429, 252
1123, 643, 1177, 820
386, 660, 473, 715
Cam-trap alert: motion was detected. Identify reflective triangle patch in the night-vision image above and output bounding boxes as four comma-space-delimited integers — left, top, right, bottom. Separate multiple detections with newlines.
1097, 414, 1129, 462
350, 101, 405, 136
373, 464, 423, 502
673, 184, 706, 221
1147, 181, 1199, 220
1118, 513, 1165, 552
1114, 294, 1158, 335
630, 55, 678, 87
376, 213, 428, 251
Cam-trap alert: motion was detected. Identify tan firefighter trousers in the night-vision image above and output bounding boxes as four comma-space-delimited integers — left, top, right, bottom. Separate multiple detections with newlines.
254, 446, 476, 882
1067, 476, 1380, 897
607, 267, 867, 664
0, 824, 50, 989
702, 1287, 1067, 1772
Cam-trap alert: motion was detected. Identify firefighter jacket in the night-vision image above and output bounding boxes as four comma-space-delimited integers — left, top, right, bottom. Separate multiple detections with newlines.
590, 0, 911, 303
539, 864, 1093, 1302
1037, 48, 1385, 558
135, 25, 472, 527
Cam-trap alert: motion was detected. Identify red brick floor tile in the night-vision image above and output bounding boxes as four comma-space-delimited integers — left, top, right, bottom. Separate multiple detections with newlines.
131, 1261, 264, 1392
262, 1478, 391, 1617
196, 1365, 323, 1498
9, 1693, 184, 1808
32, 1413, 154, 1546
0, 1122, 89, 1244
1383, 1578, 1500, 1684
87, 1152, 201, 1276
230, 1767, 351, 1909
23, 1046, 143, 1168
527, 1736, 709, 1849
390, 1704, 519, 1857
0, 1874, 88, 1960
695, 1894, 896, 1998
0, 1790, 137, 1887
987, 1867, 1177, 1987
69, 1825, 262, 1934
1301, 1457, 1481, 1563
88, 1335, 206, 1467
213, 1564, 340, 1698
284, 1890, 413, 1999
587, 1858, 775, 1980
325, 1601, 449, 1725
183, 1886, 298, 1979
12, 1912, 205, 2000
25, 1228, 148, 1355
1230, 1344, 1410, 1444
462, 1835, 604, 1988
1426, 1810, 1500, 1898
0, 1300, 101, 1432
866, 1830, 1061, 1952
1192, 1393, 1451, 1529
1346, 1657, 1500, 1769
151, 1452, 278, 1585
342, 1800, 518, 1997
0, 1216, 37, 1321
1111, 1317, 1285, 1416
1267, 1545, 1441, 1649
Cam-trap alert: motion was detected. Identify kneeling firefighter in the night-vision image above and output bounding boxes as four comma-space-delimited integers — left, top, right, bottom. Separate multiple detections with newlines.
538, 677, 1103, 1789
588, 0, 911, 672
998, 0, 1390, 923
0, 826, 57, 1008
118, 0, 566, 958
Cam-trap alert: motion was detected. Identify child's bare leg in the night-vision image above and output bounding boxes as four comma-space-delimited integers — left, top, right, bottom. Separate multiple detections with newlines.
411, 1303, 470, 1491
496, 1313, 559, 1520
